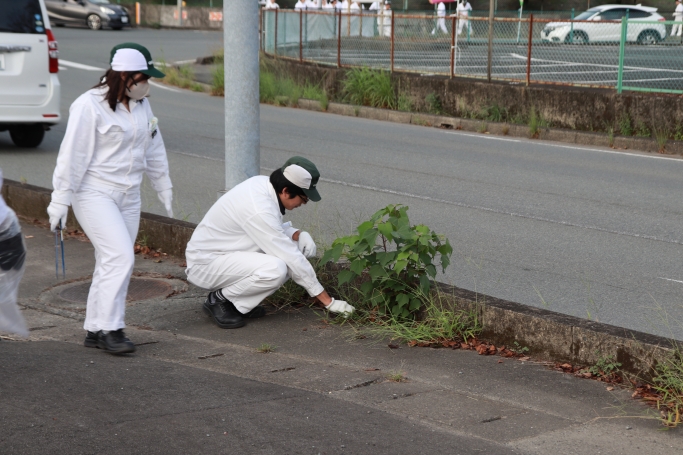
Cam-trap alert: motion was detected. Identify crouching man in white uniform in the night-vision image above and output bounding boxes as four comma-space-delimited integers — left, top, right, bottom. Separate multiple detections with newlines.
185, 156, 355, 329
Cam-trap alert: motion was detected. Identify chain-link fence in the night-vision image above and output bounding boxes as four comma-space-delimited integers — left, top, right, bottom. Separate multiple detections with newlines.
262, 9, 683, 94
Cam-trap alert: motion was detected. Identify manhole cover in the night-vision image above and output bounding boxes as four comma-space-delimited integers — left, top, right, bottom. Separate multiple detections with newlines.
59, 278, 173, 304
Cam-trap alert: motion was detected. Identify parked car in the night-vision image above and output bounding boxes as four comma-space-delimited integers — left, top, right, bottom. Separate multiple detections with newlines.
0, 0, 61, 148
45, 0, 131, 31
541, 4, 666, 45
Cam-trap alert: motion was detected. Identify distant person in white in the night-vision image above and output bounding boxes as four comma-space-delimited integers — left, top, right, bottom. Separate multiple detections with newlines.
672, 0, 683, 37
432, 2, 448, 35
264, 0, 279, 9
295, 0, 307, 9
369, 1, 380, 11
456, 0, 472, 36
323, 0, 335, 10
380, 1, 392, 37
306, 0, 319, 9
350, 1, 363, 11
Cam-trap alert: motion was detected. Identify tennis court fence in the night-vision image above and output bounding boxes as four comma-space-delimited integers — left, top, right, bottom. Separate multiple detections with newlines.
262, 9, 683, 94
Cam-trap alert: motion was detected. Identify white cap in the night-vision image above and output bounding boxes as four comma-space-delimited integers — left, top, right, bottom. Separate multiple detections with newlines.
111, 48, 151, 72
283, 164, 313, 189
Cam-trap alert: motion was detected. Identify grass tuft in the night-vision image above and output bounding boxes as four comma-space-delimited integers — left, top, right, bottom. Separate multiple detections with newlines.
342, 67, 395, 109
256, 343, 276, 354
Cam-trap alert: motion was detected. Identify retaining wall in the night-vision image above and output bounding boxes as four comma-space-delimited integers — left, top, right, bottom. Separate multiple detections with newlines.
264, 55, 683, 154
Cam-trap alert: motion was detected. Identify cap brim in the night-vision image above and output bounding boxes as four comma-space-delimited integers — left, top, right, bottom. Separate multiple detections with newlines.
303, 187, 321, 202
141, 67, 165, 78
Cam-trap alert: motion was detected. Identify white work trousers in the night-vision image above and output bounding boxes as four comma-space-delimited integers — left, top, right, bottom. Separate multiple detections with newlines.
672, 21, 682, 37
457, 18, 471, 36
432, 18, 448, 35
187, 252, 290, 314
71, 185, 140, 332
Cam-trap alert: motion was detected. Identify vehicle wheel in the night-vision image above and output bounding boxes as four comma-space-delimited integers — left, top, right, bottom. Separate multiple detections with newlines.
87, 14, 102, 30
9, 124, 45, 148
565, 31, 588, 44
637, 30, 660, 45
112, 26, 123, 31
55, 23, 65, 27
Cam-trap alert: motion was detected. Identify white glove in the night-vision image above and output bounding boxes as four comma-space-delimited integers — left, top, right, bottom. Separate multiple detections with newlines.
47, 202, 69, 232
157, 189, 173, 218
325, 298, 355, 317
297, 231, 316, 258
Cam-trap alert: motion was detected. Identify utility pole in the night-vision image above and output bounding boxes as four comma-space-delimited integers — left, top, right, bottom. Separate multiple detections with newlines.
223, 0, 260, 194
177, 0, 182, 27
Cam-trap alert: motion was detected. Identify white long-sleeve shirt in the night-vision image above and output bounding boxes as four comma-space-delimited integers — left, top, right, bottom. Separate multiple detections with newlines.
437, 2, 446, 17
0, 169, 8, 226
675, 4, 683, 19
51, 87, 172, 206
186, 176, 324, 298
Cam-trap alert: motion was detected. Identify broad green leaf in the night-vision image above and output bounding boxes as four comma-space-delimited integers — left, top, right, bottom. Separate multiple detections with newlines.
362, 228, 379, 247
409, 298, 422, 310
440, 255, 451, 271
376, 251, 396, 267
393, 259, 408, 275
350, 259, 365, 275
360, 281, 374, 296
425, 264, 437, 278
391, 305, 401, 316
369, 264, 388, 281
396, 251, 410, 261
338, 270, 355, 286
377, 221, 393, 238
357, 220, 374, 236
320, 243, 344, 264
419, 274, 431, 294
396, 293, 410, 308
415, 224, 429, 234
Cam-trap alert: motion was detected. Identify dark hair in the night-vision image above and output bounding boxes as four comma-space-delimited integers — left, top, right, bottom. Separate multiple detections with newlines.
92, 69, 145, 112
270, 168, 306, 199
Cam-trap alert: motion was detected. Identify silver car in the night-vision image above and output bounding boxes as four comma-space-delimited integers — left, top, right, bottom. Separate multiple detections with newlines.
45, 0, 131, 31
541, 4, 667, 45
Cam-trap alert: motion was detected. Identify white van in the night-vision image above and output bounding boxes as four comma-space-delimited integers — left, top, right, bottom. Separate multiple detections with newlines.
0, 0, 61, 148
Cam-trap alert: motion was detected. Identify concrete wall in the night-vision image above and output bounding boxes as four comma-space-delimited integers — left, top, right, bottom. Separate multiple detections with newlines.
263, 55, 683, 136
120, 4, 223, 29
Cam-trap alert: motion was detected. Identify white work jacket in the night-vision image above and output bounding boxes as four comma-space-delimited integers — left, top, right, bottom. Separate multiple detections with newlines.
186, 176, 325, 298
675, 4, 683, 19
51, 87, 172, 206
437, 3, 446, 17
0, 169, 8, 226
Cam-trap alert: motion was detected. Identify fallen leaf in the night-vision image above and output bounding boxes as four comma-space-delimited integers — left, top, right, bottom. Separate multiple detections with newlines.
476, 345, 488, 355
560, 363, 573, 370
388, 343, 400, 349
24, 235, 34, 239
606, 387, 614, 391
497, 359, 504, 364
519, 356, 530, 361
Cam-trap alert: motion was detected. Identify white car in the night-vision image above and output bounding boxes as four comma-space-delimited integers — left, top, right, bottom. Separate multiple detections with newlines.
0, 0, 61, 148
541, 4, 666, 45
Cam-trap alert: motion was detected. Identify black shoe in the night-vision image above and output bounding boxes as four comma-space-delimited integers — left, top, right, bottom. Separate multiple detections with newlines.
97, 329, 136, 355
84, 331, 100, 348
243, 306, 267, 319
203, 291, 245, 329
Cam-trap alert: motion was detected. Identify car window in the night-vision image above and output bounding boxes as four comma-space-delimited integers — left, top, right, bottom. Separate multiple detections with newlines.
575, 9, 599, 20
626, 9, 651, 19
600, 8, 628, 21
0, 0, 45, 34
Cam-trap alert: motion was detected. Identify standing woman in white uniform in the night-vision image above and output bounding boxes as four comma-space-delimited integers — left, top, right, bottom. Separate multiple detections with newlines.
47, 43, 173, 355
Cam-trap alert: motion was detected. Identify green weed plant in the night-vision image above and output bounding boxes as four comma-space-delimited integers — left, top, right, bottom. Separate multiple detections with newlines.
320, 204, 452, 319
342, 67, 395, 109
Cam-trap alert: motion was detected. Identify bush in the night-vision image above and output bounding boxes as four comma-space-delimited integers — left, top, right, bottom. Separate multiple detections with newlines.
425, 93, 442, 115
342, 67, 396, 109
321, 204, 452, 319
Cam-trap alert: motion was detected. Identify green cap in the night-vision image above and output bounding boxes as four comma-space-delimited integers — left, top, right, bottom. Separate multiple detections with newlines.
110, 43, 165, 78
281, 156, 321, 202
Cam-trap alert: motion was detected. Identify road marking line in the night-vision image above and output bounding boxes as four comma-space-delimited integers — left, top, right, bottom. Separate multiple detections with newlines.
510, 53, 683, 73
58, 66, 66, 70
658, 277, 683, 284
149, 80, 181, 92
59, 59, 105, 71
446, 132, 521, 142
538, 143, 683, 161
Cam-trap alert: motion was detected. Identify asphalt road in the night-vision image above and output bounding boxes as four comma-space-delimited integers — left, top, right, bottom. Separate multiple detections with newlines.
2, 27, 683, 340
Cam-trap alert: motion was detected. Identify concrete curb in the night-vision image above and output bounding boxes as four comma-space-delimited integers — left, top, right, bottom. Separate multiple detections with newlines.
4, 178, 677, 376
298, 99, 683, 156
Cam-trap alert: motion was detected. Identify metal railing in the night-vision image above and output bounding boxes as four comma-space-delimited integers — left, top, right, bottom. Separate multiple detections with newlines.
262, 9, 683, 95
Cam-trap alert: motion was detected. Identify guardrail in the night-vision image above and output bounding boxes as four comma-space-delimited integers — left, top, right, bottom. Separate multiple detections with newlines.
262, 10, 683, 95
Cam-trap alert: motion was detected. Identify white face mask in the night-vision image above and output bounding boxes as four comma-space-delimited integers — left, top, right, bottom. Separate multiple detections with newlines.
126, 80, 150, 100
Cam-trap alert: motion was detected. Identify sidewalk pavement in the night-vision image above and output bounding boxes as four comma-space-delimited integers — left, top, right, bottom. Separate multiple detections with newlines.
2, 220, 681, 454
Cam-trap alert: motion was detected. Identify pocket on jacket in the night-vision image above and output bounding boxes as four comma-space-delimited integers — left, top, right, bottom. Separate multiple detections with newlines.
96, 124, 125, 146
